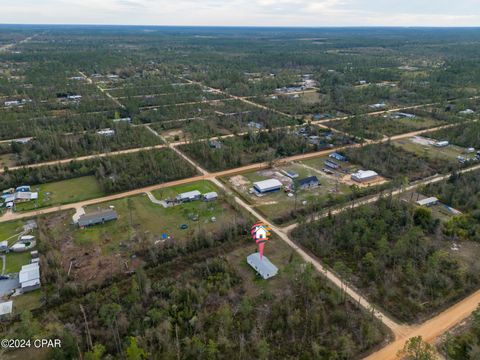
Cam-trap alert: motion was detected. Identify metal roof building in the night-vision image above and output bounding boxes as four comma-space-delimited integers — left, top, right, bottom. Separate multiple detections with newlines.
78, 209, 118, 227
19, 263, 41, 293
247, 253, 278, 280
416, 197, 439, 207
203, 192, 218, 201
0, 301, 13, 317
298, 176, 320, 189
253, 179, 283, 194
351, 170, 379, 183
176, 190, 202, 202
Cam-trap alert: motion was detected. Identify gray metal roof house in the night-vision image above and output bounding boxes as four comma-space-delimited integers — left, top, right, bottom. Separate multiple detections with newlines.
78, 209, 118, 228
247, 253, 278, 280
298, 176, 319, 189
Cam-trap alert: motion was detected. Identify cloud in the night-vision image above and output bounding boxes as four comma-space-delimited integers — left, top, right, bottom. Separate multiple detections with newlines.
0, 0, 479, 26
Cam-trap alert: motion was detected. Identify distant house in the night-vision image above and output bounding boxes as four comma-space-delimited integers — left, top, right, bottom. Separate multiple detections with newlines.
434, 141, 449, 148
351, 170, 379, 183
15, 186, 31, 193
416, 197, 439, 207
176, 190, 202, 202
369, 103, 386, 109
308, 135, 321, 145
324, 160, 340, 169
113, 117, 132, 123
298, 176, 319, 189
247, 253, 278, 280
393, 112, 416, 119
459, 109, 475, 115
203, 192, 218, 202
67, 95, 82, 100
12, 137, 33, 144
97, 129, 115, 137
4, 100, 20, 107
208, 140, 223, 149
329, 152, 347, 162
253, 179, 282, 194
19, 263, 41, 293
248, 122, 263, 129
77, 209, 118, 228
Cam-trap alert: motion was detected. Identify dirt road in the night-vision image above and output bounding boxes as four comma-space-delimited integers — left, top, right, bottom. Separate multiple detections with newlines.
365, 289, 480, 359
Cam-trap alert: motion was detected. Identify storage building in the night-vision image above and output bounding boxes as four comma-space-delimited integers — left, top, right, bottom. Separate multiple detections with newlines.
351, 170, 379, 183
19, 263, 41, 293
253, 179, 282, 194
203, 192, 218, 201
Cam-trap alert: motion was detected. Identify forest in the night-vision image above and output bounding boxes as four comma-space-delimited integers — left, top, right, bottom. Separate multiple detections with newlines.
7, 123, 162, 165
423, 171, 480, 242
0, 149, 197, 194
291, 198, 479, 322
441, 306, 480, 359
345, 143, 457, 182
427, 121, 480, 149
6, 255, 386, 360
180, 128, 353, 172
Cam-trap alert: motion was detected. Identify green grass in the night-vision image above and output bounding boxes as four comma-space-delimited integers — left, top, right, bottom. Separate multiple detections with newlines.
0, 220, 24, 243
4, 251, 31, 274
74, 181, 236, 254
15, 176, 104, 212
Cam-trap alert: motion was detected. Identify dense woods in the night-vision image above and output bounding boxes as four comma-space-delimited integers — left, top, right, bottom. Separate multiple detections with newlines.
9, 259, 386, 359
345, 143, 457, 182
0, 149, 197, 193
292, 198, 479, 322
427, 122, 480, 148
424, 171, 480, 242
9, 124, 162, 165
181, 128, 353, 172
441, 307, 480, 359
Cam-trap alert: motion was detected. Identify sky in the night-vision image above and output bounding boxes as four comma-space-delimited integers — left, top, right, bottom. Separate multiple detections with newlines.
1, 0, 479, 27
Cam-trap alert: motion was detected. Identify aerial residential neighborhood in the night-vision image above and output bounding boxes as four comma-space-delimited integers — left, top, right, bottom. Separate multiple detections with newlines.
1, 3, 480, 359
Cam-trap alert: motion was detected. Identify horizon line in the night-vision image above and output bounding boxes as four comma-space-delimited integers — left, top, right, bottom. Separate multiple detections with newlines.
1, 23, 480, 29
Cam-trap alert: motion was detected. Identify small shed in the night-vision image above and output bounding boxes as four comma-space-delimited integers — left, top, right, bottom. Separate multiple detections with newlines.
203, 192, 218, 202
0, 301, 13, 318
247, 253, 278, 280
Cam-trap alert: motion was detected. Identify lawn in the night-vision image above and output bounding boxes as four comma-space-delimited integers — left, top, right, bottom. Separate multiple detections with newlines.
4, 251, 31, 274
74, 181, 237, 253
0, 220, 25, 243
15, 176, 105, 212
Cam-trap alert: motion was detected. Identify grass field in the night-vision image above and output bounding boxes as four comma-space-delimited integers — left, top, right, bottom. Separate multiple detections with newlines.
14, 176, 104, 212
74, 181, 237, 253
4, 251, 31, 274
0, 220, 25, 243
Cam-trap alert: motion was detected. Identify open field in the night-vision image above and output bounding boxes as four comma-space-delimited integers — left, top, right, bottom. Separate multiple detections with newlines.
14, 176, 104, 212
